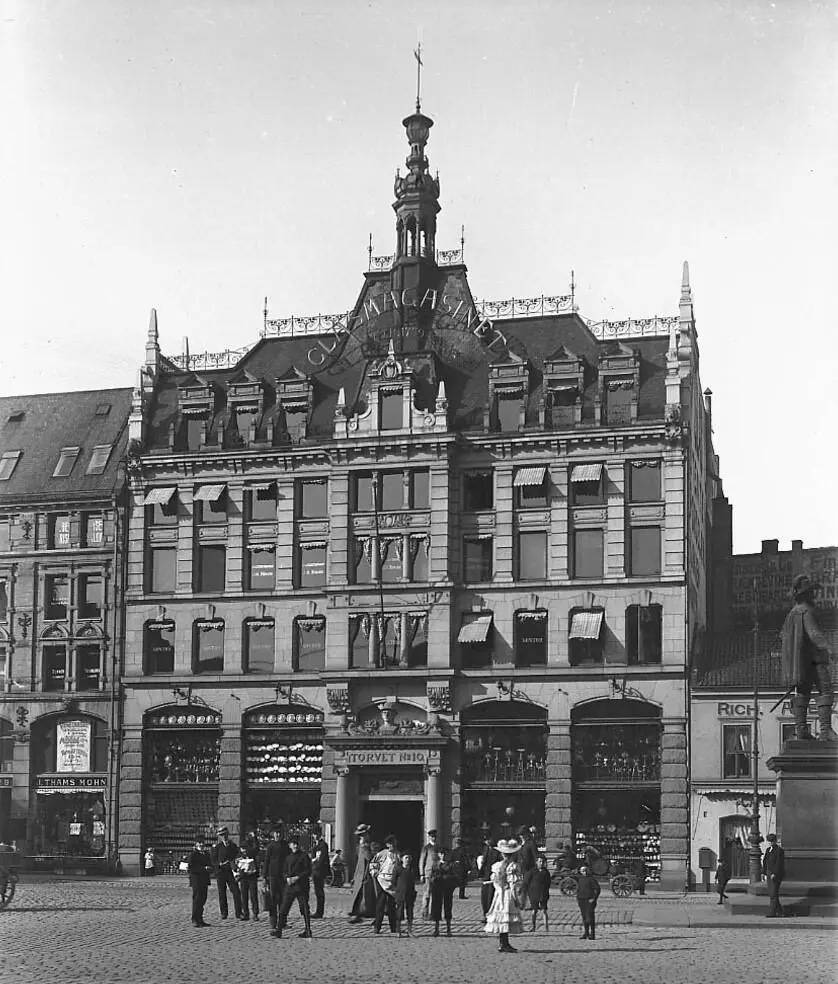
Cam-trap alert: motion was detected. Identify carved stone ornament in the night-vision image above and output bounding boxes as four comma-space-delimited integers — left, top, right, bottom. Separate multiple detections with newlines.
426, 683, 453, 714
340, 707, 444, 737
664, 404, 683, 442
13, 727, 31, 745
326, 686, 351, 714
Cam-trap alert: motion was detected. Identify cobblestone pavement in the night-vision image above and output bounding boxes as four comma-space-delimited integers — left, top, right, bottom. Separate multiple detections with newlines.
1, 879, 835, 984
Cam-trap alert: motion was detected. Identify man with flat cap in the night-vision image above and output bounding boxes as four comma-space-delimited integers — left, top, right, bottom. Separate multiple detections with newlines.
263, 826, 289, 933
783, 574, 836, 740
211, 826, 243, 920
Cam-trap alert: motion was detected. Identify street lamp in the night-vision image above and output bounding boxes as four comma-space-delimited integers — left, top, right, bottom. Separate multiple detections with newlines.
747, 578, 763, 888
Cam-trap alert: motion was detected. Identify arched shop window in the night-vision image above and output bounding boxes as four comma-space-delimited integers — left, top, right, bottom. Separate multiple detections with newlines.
143, 705, 222, 874
242, 705, 324, 843
30, 714, 109, 862
571, 699, 662, 882
459, 700, 547, 847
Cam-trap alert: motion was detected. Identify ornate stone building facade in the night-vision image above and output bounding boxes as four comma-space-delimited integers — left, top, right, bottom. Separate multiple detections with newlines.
0, 388, 131, 870
117, 99, 722, 889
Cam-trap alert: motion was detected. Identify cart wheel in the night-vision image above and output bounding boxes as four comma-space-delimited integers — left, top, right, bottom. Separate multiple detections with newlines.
611, 874, 633, 898
559, 875, 578, 897
0, 871, 17, 909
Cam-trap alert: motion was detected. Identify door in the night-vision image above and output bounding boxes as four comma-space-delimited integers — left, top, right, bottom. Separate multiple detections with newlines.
362, 801, 424, 871
720, 816, 750, 878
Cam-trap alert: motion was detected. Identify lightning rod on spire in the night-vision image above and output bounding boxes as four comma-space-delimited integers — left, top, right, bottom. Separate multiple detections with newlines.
414, 42, 423, 112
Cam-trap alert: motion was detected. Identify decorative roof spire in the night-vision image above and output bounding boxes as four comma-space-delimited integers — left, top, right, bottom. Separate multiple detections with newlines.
414, 42, 423, 113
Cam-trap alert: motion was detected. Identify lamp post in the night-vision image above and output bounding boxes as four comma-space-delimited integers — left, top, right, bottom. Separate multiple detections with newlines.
747, 578, 763, 888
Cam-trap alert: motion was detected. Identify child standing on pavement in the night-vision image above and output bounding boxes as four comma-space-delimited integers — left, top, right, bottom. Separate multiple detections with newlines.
523, 854, 551, 933
394, 853, 417, 937
144, 847, 156, 876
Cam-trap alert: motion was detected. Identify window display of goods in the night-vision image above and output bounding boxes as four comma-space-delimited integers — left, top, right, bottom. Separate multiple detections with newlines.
149, 735, 221, 783
574, 828, 661, 881
245, 734, 324, 785
147, 712, 222, 728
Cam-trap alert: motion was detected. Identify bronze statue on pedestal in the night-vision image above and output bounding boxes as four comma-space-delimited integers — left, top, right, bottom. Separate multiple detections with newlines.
782, 575, 837, 741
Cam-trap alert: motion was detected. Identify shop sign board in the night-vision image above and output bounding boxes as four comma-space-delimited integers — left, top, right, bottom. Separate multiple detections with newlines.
36, 774, 107, 792
716, 701, 816, 719
0, 776, 12, 787
343, 748, 430, 767
56, 719, 92, 773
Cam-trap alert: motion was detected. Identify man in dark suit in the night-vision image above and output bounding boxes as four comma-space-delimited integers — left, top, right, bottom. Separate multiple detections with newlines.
187, 837, 213, 927
478, 836, 502, 922
518, 826, 540, 875
763, 833, 786, 917
211, 826, 243, 920
576, 864, 601, 940
310, 827, 331, 919
275, 835, 313, 938
263, 826, 289, 932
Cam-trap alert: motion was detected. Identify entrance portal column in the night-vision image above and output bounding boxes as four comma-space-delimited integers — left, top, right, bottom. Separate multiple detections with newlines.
425, 764, 442, 838
334, 766, 351, 863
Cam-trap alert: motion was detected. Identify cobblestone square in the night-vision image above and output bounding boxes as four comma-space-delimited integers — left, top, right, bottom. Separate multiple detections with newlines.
1, 879, 836, 984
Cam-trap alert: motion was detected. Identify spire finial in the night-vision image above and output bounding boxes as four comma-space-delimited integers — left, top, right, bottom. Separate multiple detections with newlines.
414, 42, 423, 112
148, 308, 158, 341
681, 260, 691, 299
368, 233, 373, 271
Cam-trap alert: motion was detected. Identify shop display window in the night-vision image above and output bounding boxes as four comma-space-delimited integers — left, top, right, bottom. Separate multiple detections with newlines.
244, 706, 324, 786
572, 723, 661, 782
148, 730, 221, 783
460, 703, 547, 787
573, 790, 661, 881
144, 621, 175, 674
33, 793, 107, 859
294, 617, 325, 672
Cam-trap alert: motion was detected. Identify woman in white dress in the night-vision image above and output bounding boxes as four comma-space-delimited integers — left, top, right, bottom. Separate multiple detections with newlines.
484, 838, 524, 953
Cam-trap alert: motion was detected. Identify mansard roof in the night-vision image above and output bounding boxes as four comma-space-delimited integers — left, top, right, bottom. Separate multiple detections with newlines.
0, 387, 132, 503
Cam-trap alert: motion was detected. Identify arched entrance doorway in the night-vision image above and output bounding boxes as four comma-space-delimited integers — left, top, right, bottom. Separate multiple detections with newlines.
460, 700, 547, 849
571, 698, 662, 880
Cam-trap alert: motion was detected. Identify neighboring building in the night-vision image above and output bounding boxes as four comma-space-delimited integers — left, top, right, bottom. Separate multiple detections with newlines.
117, 97, 723, 889
693, 537, 838, 887
690, 631, 838, 888
0, 389, 132, 870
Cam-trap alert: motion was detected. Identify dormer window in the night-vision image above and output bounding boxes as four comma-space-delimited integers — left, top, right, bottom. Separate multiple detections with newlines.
53, 447, 80, 478
276, 367, 313, 443
380, 389, 404, 430
597, 341, 640, 426
487, 354, 529, 433
227, 370, 264, 446
543, 344, 585, 429
177, 374, 215, 450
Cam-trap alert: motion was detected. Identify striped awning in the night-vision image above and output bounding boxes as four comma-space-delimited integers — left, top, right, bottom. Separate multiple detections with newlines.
249, 481, 275, 492
193, 484, 227, 502
569, 610, 604, 640
143, 487, 176, 506
513, 466, 547, 487
458, 614, 493, 644
570, 463, 602, 483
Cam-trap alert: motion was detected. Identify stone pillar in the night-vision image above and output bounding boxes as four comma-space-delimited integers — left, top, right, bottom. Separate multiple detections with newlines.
226, 484, 244, 592
494, 465, 514, 582
276, 477, 295, 590
545, 719, 572, 849
659, 718, 689, 891
605, 461, 625, 578
118, 727, 144, 874
425, 765, 442, 839
334, 766, 351, 863
217, 727, 242, 837
329, 471, 350, 586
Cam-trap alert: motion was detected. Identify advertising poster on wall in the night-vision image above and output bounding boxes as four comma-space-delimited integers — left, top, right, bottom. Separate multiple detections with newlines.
56, 719, 92, 773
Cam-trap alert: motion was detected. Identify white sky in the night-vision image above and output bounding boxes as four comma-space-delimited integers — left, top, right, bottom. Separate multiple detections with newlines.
2, 0, 836, 553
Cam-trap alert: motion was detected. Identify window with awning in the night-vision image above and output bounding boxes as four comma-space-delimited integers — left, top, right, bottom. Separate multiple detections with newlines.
193, 484, 226, 503
195, 485, 227, 524
513, 466, 547, 487
143, 487, 177, 507
570, 610, 604, 640
570, 463, 604, 506
458, 613, 493, 644
568, 609, 605, 666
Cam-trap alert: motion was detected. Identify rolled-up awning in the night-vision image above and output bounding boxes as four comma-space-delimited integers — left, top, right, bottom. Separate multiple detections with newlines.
458, 614, 493, 644
143, 487, 176, 506
570, 463, 602, 483
513, 466, 547, 487
569, 610, 604, 640
193, 484, 227, 502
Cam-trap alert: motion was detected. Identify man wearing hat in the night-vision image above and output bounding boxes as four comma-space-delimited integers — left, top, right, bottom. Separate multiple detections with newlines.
449, 837, 471, 900
211, 826, 243, 920
782, 574, 836, 741
419, 829, 440, 919
762, 833, 786, 918
263, 826, 289, 932
370, 834, 400, 934
275, 835, 313, 938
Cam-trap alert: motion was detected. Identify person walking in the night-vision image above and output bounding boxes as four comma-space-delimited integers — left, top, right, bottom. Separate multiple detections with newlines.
348, 824, 376, 923
715, 856, 731, 904
523, 854, 551, 933
419, 829, 440, 919
518, 826, 539, 875
576, 864, 601, 940
484, 838, 524, 954
394, 853, 417, 937
275, 835, 313, 939
263, 827, 289, 933
429, 848, 459, 938
763, 833, 786, 917
449, 838, 471, 899
211, 826, 244, 921
310, 828, 331, 919
237, 835, 260, 921
187, 837, 213, 927
478, 836, 502, 922
371, 834, 401, 934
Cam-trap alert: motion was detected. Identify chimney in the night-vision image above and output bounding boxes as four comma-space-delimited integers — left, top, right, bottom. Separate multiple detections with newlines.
761, 539, 779, 555
792, 539, 804, 575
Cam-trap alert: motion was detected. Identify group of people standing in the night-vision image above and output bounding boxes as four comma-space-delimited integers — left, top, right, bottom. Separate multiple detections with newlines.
185, 825, 331, 936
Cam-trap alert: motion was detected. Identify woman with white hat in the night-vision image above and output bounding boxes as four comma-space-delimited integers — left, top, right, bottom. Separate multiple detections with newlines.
348, 824, 376, 923
484, 838, 524, 953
